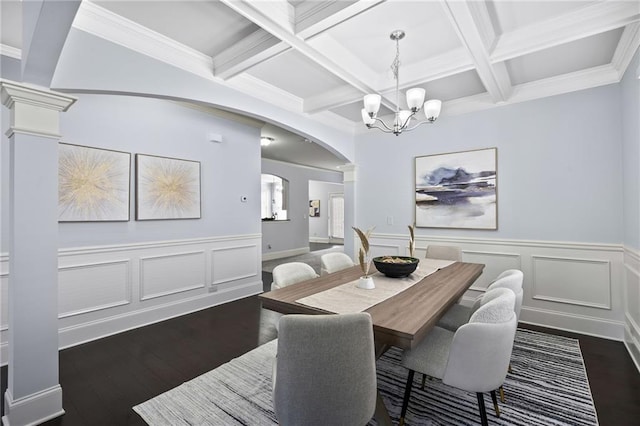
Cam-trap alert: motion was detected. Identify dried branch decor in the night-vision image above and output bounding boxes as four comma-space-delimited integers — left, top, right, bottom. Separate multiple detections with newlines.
353, 226, 375, 278
408, 225, 415, 257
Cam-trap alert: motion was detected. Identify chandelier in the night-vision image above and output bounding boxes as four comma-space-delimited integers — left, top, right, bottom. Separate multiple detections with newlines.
361, 30, 442, 136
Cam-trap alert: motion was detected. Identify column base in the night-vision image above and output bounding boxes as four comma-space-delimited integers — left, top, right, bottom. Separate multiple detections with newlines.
2, 386, 64, 426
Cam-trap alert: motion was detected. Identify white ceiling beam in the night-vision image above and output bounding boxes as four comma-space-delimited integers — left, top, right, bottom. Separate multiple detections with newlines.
295, 0, 386, 40
213, 29, 289, 80
441, 0, 512, 103
611, 22, 640, 79
492, 1, 640, 63
219, 0, 395, 111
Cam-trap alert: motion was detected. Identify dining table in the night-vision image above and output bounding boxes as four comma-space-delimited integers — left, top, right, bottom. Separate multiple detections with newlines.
259, 260, 485, 425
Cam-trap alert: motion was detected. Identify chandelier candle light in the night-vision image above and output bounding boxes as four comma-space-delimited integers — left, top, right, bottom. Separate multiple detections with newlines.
361, 30, 442, 136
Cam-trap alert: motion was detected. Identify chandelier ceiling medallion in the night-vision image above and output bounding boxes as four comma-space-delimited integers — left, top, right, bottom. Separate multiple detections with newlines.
361, 30, 442, 136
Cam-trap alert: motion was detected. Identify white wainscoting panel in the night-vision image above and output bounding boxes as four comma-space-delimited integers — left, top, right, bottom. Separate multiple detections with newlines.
369, 233, 625, 340
59, 260, 131, 318
0, 234, 263, 365
369, 243, 401, 258
212, 244, 258, 285
462, 250, 521, 291
532, 255, 611, 309
624, 246, 640, 372
140, 251, 206, 301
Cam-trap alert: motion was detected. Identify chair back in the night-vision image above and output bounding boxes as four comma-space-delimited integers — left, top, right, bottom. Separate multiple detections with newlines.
273, 313, 377, 426
488, 270, 524, 320
442, 290, 517, 393
271, 262, 318, 291
425, 245, 461, 261
320, 252, 354, 275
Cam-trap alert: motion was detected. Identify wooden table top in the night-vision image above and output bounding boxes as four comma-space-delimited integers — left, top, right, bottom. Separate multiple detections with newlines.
259, 261, 484, 350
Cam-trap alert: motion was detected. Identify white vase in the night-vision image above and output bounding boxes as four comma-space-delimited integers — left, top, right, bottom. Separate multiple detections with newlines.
357, 276, 375, 290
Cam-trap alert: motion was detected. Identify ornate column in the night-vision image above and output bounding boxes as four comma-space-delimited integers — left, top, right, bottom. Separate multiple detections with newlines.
0, 80, 76, 425
342, 163, 357, 259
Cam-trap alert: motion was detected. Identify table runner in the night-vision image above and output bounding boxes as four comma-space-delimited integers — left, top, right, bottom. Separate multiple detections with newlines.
296, 259, 455, 314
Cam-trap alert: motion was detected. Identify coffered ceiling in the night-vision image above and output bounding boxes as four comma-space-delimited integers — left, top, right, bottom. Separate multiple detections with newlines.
1, 1, 639, 170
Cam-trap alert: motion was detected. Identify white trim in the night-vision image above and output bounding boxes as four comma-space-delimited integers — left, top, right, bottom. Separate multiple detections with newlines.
262, 246, 309, 261
611, 23, 640, 78
520, 307, 625, 341
2, 386, 64, 426
58, 234, 262, 256
73, 1, 215, 81
624, 316, 640, 373
373, 233, 623, 252
309, 237, 330, 243
0, 44, 21, 60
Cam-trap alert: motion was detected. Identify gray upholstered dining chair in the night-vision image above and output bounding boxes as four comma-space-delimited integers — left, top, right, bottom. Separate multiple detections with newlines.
438, 269, 524, 332
399, 289, 517, 426
271, 262, 318, 291
272, 313, 377, 426
425, 244, 462, 261
320, 252, 354, 275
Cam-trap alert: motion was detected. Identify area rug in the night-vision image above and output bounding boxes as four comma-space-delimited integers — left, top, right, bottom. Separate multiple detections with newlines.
133, 329, 598, 425
261, 246, 344, 274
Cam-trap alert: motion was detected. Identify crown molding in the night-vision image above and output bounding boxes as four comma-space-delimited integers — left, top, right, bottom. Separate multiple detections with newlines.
492, 1, 640, 63
0, 44, 21, 60
73, 1, 215, 80
0, 80, 77, 112
295, 0, 385, 40
226, 73, 304, 112
611, 22, 640, 79
172, 101, 264, 129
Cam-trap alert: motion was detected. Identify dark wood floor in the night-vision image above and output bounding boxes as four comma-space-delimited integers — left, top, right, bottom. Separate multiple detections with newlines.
1, 271, 638, 425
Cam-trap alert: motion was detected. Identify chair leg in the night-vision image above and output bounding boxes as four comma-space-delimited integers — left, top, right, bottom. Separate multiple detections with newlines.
508, 362, 513, 374
399, 370, 415, 426
476, 393, 489, 426
490, 390, 500, 417
499, 385, 505, 402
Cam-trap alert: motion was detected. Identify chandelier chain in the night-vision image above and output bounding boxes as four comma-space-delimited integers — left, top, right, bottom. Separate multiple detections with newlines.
391, 38, 401, 113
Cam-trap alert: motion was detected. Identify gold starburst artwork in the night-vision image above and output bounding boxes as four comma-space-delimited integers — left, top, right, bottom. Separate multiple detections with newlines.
58, 144, 131, 222
136, 154, 201, 220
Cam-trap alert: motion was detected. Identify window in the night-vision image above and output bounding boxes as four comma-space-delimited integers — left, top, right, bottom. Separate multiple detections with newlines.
261, 174, 288, 221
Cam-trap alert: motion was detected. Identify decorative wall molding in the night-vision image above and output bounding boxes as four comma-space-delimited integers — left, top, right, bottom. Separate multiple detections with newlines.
0, 44, 21, 60
623, 245, 640, 372
369, 232, 625, 341
139, 251, 206, 301
58, 259, 131, 318
211, 244, 259, 285
531, 255, 611, 310
1, 234, 263, 365
2, 385, 64, 426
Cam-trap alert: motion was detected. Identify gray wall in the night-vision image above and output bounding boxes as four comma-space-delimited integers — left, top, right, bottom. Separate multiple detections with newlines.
621, 49, 640, 250
354, 84, 623, 244
262, 159, 342, 255
3, 92, 262, 249
309, 180, 344, 240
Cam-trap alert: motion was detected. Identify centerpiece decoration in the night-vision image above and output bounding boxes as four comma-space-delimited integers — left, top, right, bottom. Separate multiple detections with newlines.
372, 225, 420, 278
353, 226, 375, 289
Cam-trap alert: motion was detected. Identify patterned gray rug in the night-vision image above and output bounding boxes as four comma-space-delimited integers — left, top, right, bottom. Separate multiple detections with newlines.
261, 246, 344, 274
134, 329, 598, 425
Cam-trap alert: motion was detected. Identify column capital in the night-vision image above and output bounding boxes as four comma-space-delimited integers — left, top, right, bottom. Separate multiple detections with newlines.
0, 79, 76, 139
340, 163, 357, 183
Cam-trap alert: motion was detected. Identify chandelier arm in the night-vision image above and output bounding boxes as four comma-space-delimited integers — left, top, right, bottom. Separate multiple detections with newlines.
366, 123, 394, 134
403, 119, 435, 132
398, 110, 418, 131
371, 117, 395, 132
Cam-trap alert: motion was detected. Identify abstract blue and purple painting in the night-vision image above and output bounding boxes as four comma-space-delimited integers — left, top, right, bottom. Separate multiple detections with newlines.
415, 148, 497, 229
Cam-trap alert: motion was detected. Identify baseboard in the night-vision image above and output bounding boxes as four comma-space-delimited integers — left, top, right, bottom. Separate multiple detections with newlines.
309, 237, 329, 243
2, 386, 64, 426
262, 247, 309, 261
520, 306, 625, 341
57, 280, 262, 352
